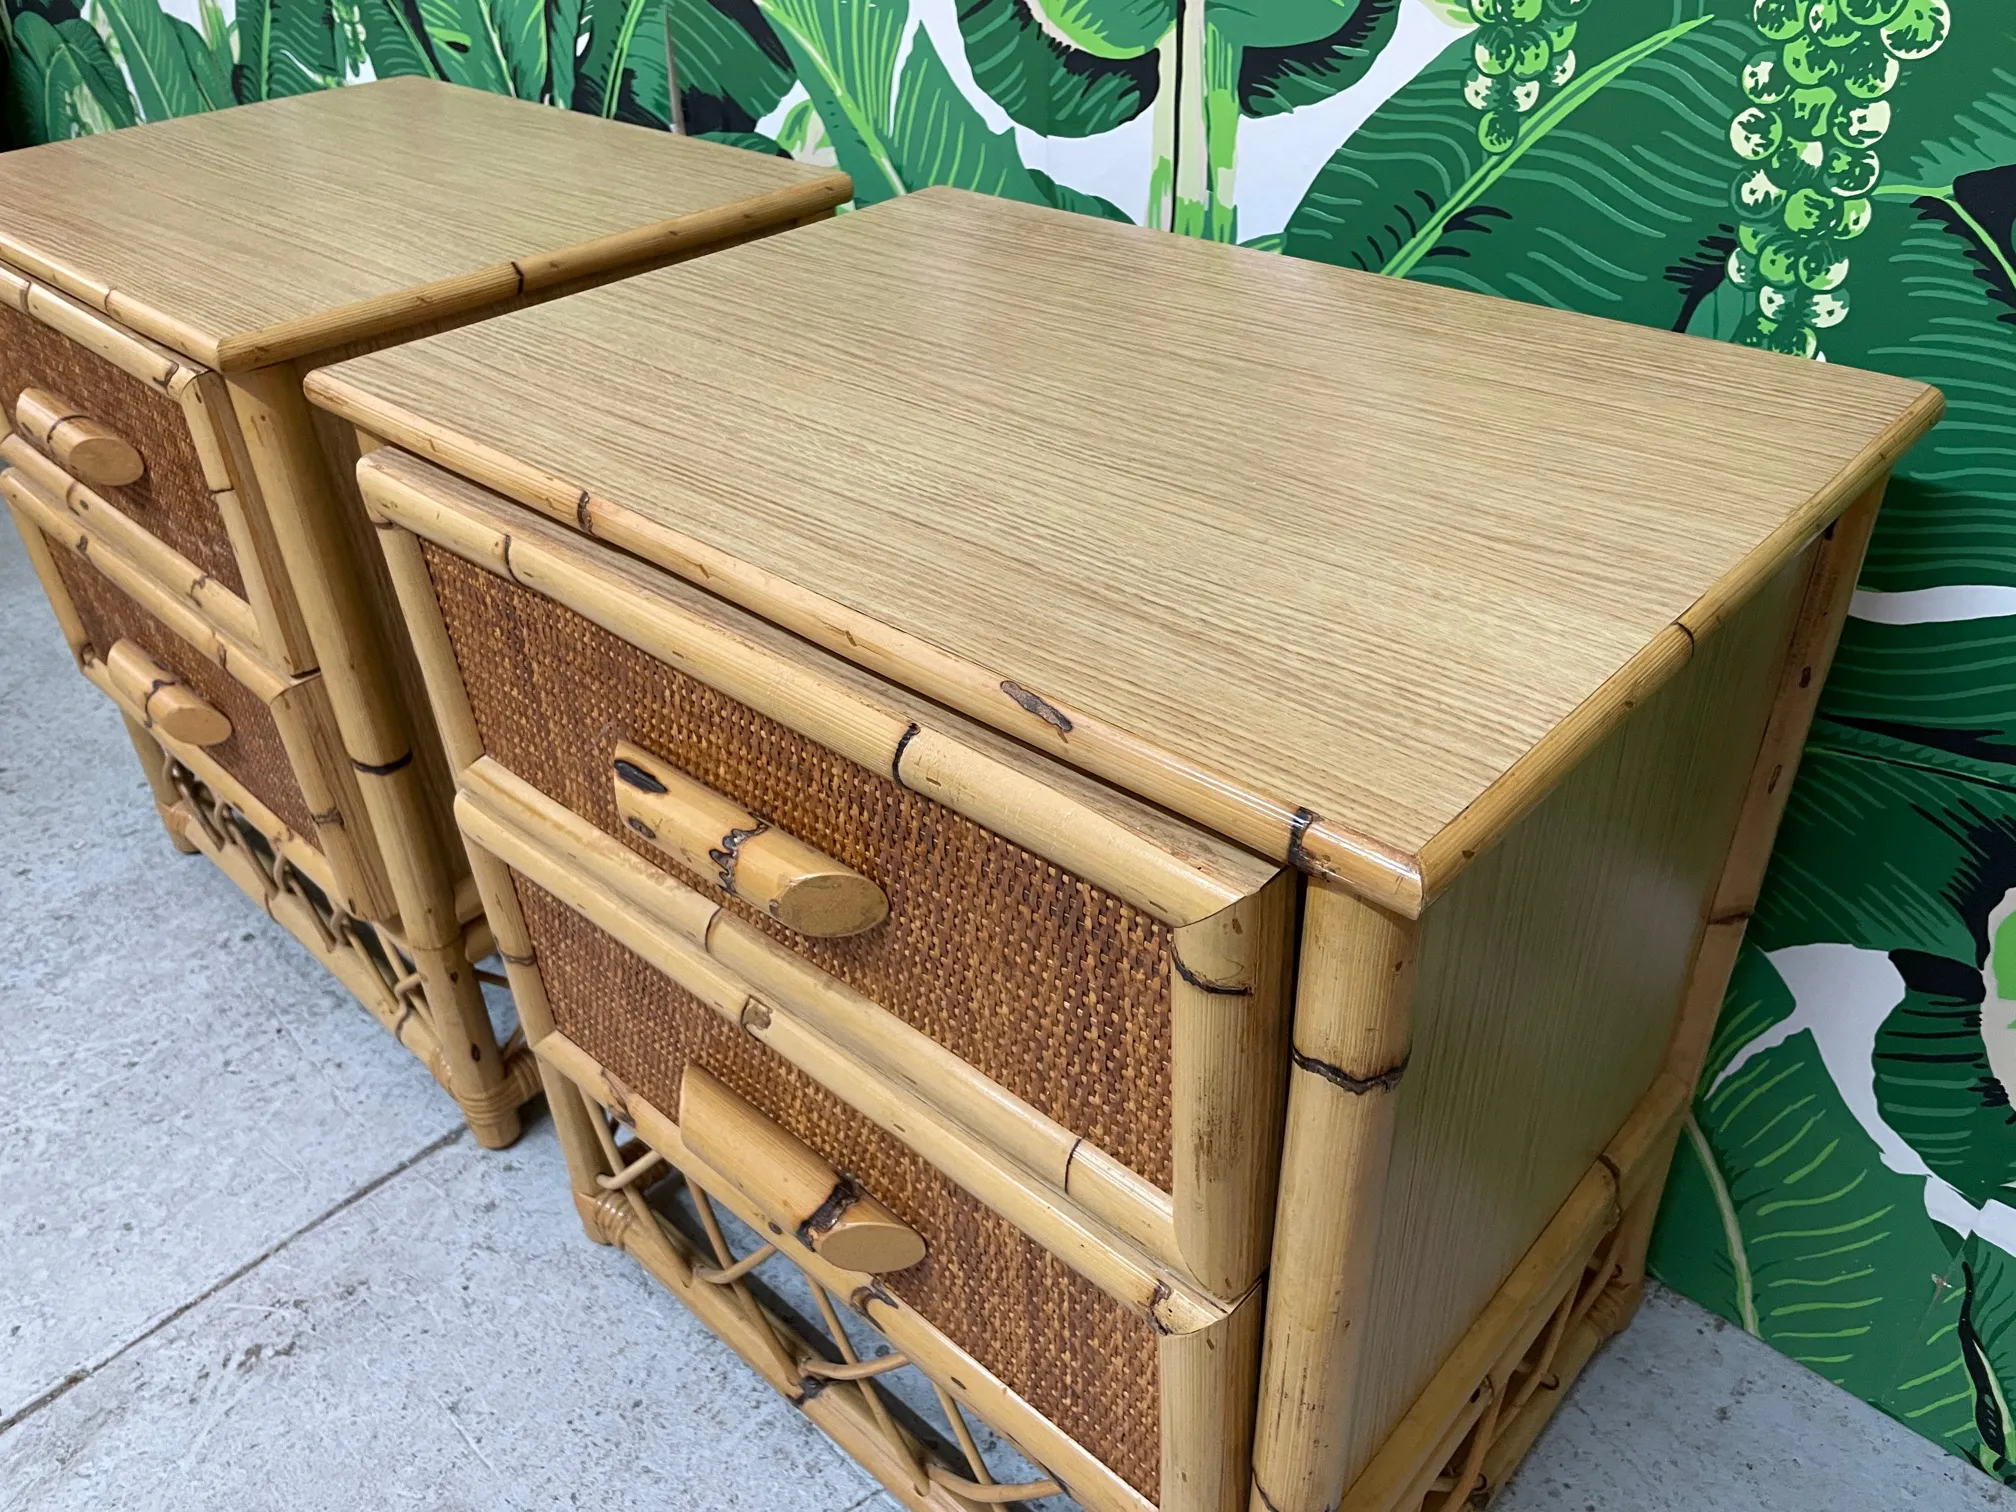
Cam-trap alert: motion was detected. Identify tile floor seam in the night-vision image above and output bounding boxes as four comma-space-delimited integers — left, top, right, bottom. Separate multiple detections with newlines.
0, 1125, 467, 1439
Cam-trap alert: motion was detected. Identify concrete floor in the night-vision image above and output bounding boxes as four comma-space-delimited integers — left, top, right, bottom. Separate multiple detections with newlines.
4, 527, 2014, 1512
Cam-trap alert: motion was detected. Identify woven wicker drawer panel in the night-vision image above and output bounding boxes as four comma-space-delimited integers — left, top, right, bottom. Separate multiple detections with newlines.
517, 878, 1162, 1500
53, 546, 315, 841
425, 544, 1179, 1191
0, 301, 243, 597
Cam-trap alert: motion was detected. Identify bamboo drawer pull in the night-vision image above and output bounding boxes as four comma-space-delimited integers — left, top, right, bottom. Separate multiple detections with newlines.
680, 1065, 926, 1274
105, 639, 232, 747
611, 740, 888, 938
14, 387, 145, 488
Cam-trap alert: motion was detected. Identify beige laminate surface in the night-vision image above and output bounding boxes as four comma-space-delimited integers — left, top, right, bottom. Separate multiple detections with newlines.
311, 188, 1939, 902
0, 78, 849, 370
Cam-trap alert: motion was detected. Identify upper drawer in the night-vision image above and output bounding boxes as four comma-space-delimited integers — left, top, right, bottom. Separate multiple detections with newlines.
0, 267, 244, 598
359, 447, 1294, 1300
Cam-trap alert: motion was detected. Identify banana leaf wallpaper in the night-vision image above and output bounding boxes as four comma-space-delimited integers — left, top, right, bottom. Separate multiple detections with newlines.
8, 0, 2016, 1482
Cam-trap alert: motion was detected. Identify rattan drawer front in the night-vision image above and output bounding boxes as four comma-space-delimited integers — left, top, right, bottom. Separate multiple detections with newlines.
518, 876, 1165, 1501
52, 545, 315, 840
0, 297, 243, 597
424, 543, 1181, 1190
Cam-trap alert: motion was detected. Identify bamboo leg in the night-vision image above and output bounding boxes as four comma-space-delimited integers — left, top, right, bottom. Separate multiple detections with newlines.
119, 712, 200, 853
1250, 883, 1419, 1512
226, 363, 522, 1145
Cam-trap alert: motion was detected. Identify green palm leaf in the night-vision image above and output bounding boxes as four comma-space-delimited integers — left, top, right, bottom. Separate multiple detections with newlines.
97, 0, 211, 119
954, 0, 1162, 138
1028, 166, 1128, 219
1207, 0, 1366, 53
1649, 947, 1955, 1390
60, 8, 133, 119
1039, 0, 1169, 56
694, 127, 788, 153
1782, 189, 2016, 780
1834, 183, 2016, 593
889, 25, 1042, 201
671, 0, 794, 134
1749, 747, 2016, 963
354, 0, 436, 77
1816, 614, 2016, 781
172, 12, 235, 105
577, 0, 670, 120
234, 0, 339, 99
547, 0, 582, 104
757, 0, 905, 199
1237, 0, 1400, 119
10, 9, 136, 135
1875, 950, 2016, 1211
1959, 1237, 2016, 1482
1879, 1266, 1979, 1463
759, 0, 1089, 211
408, 0, 543, 97
1281, 2, 1750, 321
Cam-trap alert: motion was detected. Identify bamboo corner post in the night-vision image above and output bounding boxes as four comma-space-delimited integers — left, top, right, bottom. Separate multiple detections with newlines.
1250, 883, 1418, 1512
225, 361, 521, 1148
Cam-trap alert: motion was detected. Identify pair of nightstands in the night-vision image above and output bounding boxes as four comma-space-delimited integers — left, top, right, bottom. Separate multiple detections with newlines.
0, 81, 1939, 1512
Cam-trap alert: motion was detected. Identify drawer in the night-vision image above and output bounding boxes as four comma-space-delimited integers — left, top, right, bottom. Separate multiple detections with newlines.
533, 966, 1262, 1512
4, 465, 396, 921
530, 883, 1168, 1501
0, 263, 313, 674
433, 537, 1181, 1183
0, 275, 242, 593
361, 447, 1295, 1297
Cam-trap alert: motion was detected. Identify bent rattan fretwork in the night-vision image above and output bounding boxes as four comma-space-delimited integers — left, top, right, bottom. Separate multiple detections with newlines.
157, 754, 539, 1129
559, 1068, 1073, 1510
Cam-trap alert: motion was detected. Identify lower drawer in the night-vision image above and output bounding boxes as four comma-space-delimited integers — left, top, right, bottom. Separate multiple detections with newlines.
52, 545, 316, 840
530, 961, 1263, 1512
5, 469, 397, 921
521, 877, 1166, 1499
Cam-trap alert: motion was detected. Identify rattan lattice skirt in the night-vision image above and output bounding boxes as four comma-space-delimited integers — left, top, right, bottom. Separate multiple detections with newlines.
54, 547, 316, 840
0, 301, 243, 595
426, 544, 1178, 1190
518, 879, 1165, 1501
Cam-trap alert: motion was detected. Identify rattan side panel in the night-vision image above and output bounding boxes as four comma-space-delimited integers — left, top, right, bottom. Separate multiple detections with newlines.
518, 881, 1162, 1500
426, 545, 1177, 1189
53, 548, 317, 842
0, 302, 244, 596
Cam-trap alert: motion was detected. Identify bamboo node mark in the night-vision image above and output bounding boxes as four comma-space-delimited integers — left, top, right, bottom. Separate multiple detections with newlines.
1000, 680, 1072, 734
1286, 807, 1320, 871
1292, 1047, 1407, 1095
796, 1173, 865, 1249
710, 820, 771, 893
889, 721, 922, 788
1171, 950, 1253, 996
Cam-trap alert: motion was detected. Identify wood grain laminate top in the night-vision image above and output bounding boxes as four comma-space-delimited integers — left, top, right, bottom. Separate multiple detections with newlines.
310, 188, 1942, 914
0, 78, 849, 371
